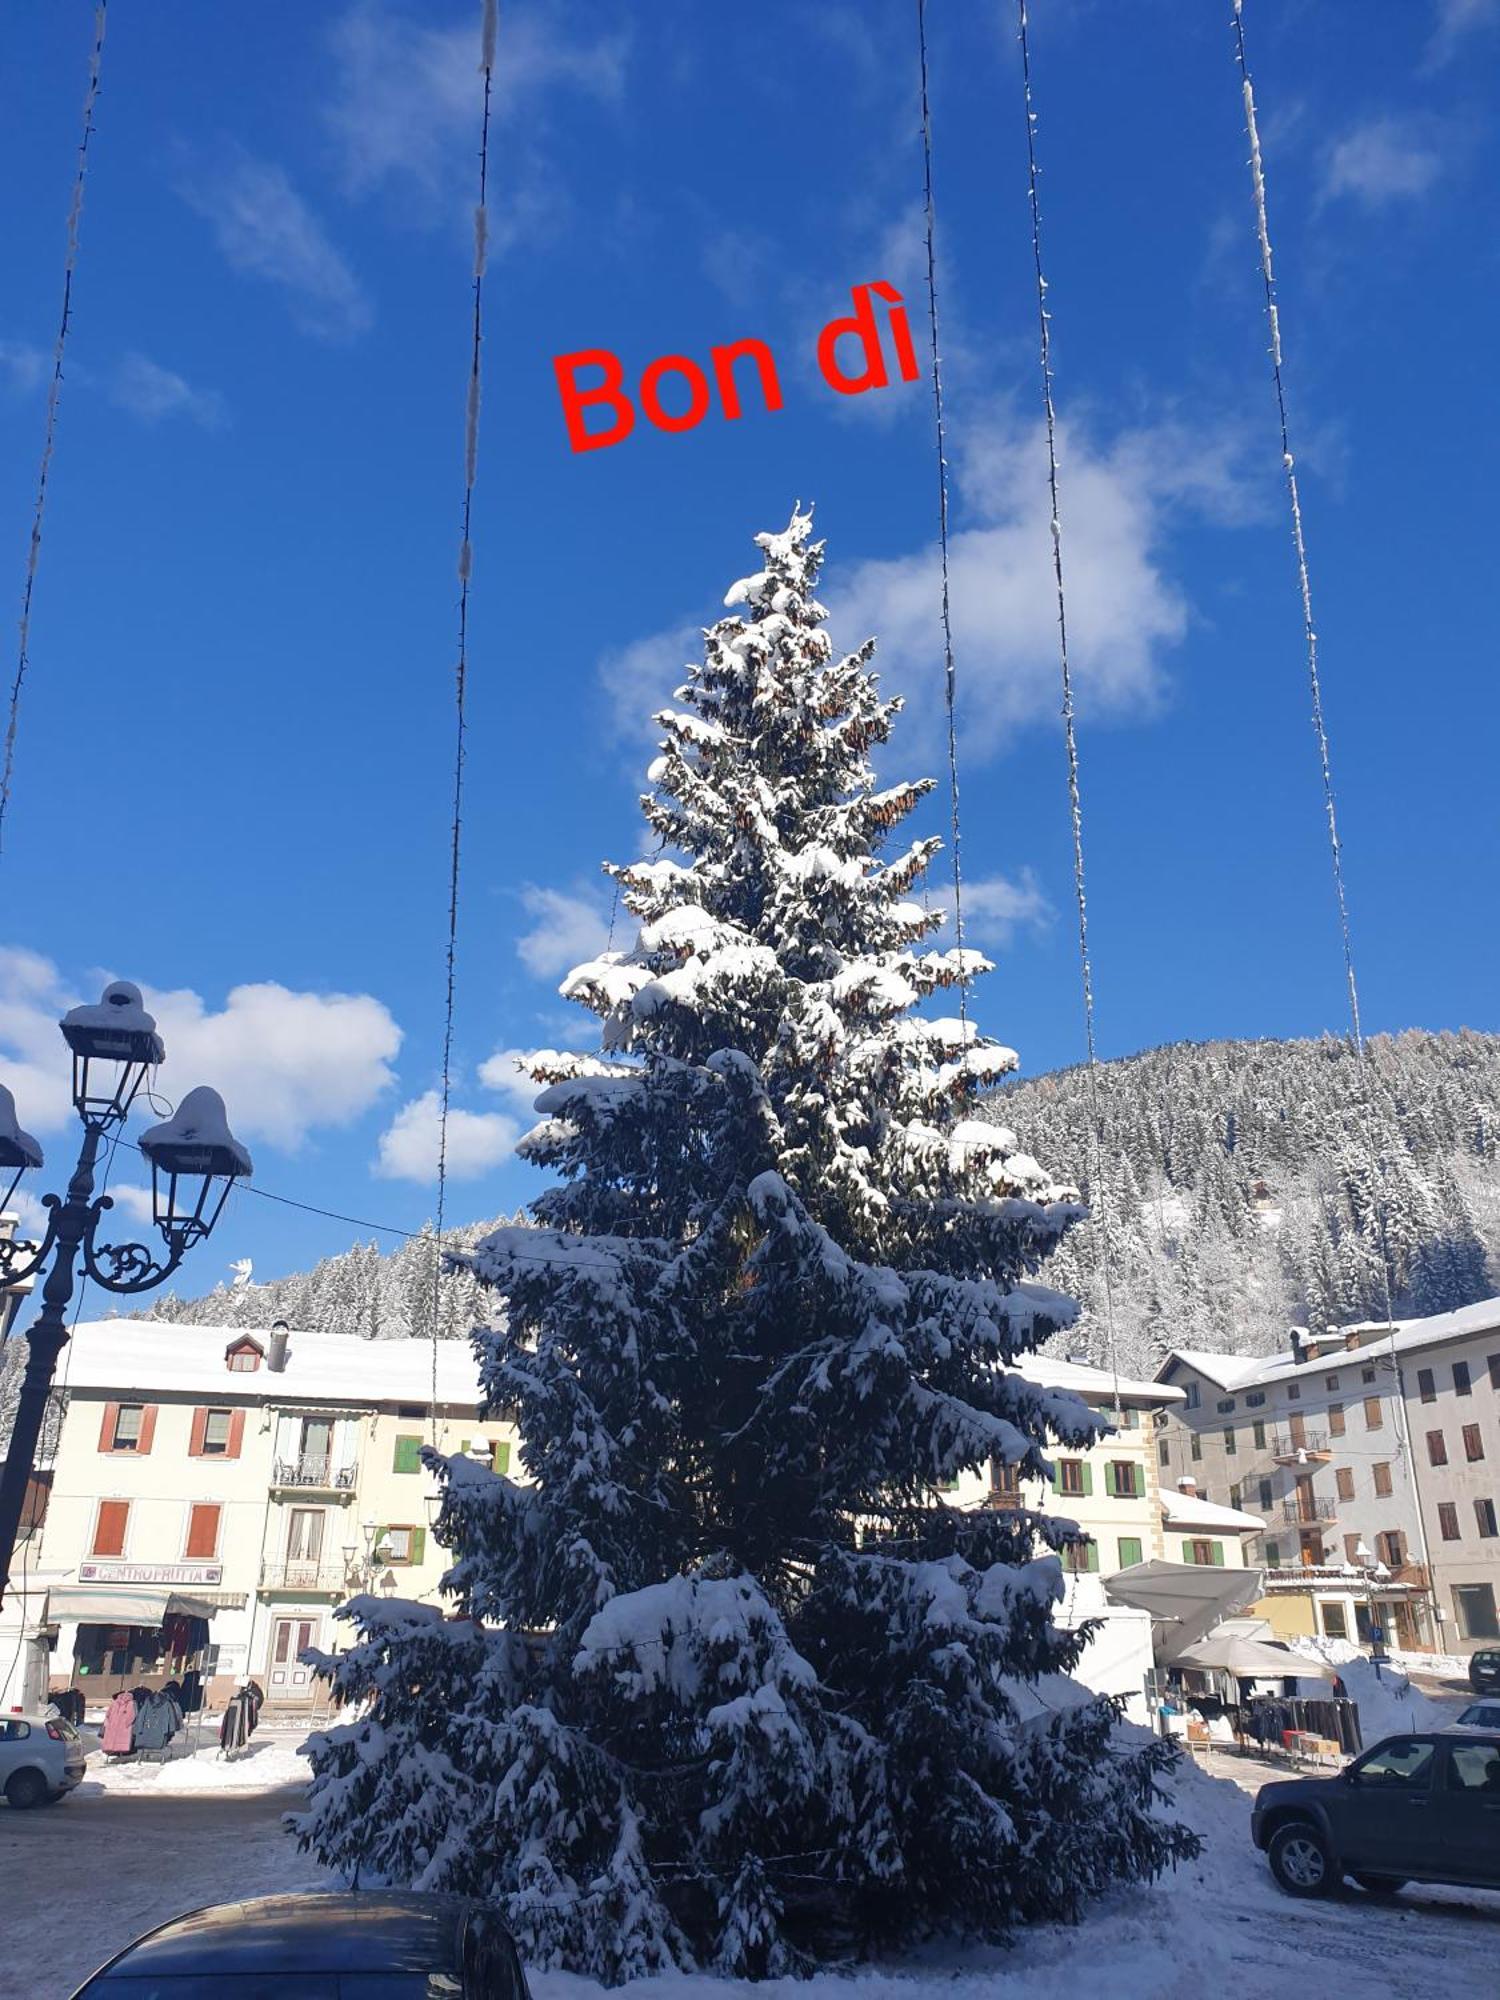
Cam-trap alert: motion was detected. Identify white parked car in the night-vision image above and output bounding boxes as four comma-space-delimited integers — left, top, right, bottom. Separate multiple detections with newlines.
1453, 1700, 1500, 1732
1, 1710, 87, 1808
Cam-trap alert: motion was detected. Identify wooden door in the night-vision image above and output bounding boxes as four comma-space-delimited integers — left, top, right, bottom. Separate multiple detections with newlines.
267, 1615, 319, 1700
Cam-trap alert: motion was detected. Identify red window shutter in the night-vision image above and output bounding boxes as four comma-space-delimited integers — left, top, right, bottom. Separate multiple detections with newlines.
92, 1500, 129, 1556
98, 1402, 121, 1452
225, 1409, 245, 1459
186, 1504, 220, 1559
137, 1406, 158, 1456
188, 1408, 208, 1457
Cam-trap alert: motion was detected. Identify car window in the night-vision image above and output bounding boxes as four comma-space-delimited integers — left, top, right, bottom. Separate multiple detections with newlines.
1459, 1704, 1500, 1728
97, 1983, 339, 1998
0, 1719, 30, 1740
1449, 1742, 1500, 1792
1355, 1739, 1435, 1787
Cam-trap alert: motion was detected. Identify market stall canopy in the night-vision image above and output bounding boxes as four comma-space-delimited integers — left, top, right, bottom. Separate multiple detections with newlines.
1174, 1631, 1334, 1680
45, 1586, 220, 1625
1103, 1559, 1265, 1662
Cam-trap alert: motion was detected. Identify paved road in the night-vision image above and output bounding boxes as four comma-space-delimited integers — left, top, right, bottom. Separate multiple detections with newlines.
0, 1782, 324, 1998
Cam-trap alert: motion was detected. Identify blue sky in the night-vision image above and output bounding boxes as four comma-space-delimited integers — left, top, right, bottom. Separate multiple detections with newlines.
1, 0, 1496, 1289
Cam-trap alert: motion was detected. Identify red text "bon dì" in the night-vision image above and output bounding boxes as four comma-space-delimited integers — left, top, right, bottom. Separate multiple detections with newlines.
553, 282, 920, 454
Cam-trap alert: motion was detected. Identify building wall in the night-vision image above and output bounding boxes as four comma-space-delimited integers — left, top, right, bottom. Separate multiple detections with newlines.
1403, 1334, 1500, 1650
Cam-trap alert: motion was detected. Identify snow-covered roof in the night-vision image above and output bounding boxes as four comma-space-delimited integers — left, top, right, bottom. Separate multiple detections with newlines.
59, 1320, 487, 1409
1161, 1488, 1265, 1534
1020, 1352, 1185, 1407
1159, 1295, 1500, 1396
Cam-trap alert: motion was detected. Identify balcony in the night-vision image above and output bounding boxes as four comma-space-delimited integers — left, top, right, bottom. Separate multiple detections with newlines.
1280, 1493, 1337, 1527
259, 1558, 351, 1594
271, 1455, 356, 1494
1270, 1432, 1332, 1465
1260, 1562, 1429, 1596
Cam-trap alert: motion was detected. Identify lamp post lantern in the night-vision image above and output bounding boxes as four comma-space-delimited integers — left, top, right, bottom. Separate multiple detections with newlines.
0, 981, 251, 1605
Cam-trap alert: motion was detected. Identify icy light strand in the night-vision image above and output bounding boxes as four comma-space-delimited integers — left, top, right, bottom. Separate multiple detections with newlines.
916, 0, 967, 1026
1015, 0, 1122, 1416
1230, 1, 1435, 1620
432, 0, 497, 1441
0, 1, 108, 860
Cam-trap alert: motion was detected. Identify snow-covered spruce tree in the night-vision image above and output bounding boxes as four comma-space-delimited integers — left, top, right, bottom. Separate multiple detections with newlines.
294, 511, 1195, 1976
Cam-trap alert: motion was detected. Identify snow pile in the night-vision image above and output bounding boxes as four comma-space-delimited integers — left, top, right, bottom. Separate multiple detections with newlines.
1287, 1637, 1446, 1738
86, 1730, 312, 1797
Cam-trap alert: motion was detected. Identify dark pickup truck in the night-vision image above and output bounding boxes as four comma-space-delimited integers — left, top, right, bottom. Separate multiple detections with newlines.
1252, 1731, 1500, 1898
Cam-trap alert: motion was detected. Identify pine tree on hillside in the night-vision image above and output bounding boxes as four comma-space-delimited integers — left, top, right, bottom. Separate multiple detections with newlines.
294, 511, 1195, 1977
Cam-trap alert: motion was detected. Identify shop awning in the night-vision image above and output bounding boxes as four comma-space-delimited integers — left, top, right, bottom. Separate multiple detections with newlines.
1103, 1559, 1265, 1661
45, 1586, 222, 1625
1174, 1631, 1335, 1681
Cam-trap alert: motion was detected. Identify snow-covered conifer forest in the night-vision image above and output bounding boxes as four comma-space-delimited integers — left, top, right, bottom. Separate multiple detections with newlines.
289, 512, 1197, 1976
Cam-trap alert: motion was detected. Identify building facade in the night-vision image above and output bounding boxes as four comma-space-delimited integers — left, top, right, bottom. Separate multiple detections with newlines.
1397, 1302, 1500, 1649
9, 1318, 518, 1710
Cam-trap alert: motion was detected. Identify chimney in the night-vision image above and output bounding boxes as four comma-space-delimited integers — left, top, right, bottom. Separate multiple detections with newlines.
267, 1321, 290, 1373
1289, 1326, 1305, 1367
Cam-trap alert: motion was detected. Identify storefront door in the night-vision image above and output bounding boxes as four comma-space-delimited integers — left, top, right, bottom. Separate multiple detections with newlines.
268, 1615, 319, 1701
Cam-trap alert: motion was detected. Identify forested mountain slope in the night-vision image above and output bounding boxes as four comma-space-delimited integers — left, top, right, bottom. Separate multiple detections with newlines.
996, 1029, 1500, 1376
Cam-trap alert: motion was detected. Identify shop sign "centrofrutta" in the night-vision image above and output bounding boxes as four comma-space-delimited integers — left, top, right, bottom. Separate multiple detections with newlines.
77, 1560, 224, 1585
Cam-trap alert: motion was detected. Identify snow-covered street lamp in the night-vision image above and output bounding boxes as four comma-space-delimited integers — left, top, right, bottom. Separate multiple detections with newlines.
0, 981, 251, 1605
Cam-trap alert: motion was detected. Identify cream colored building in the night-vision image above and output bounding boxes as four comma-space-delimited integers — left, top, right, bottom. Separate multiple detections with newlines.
8, 1319, 517, 1711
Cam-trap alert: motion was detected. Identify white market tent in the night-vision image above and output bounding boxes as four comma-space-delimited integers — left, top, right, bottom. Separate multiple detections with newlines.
45, 1586, 221, 1625
1173, 1630, 1334, 1681
1103, 1560, 1265, 1663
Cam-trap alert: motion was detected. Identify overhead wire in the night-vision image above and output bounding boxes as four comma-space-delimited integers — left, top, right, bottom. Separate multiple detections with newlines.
0, 0, 108, 860
430, 0, 498, 1441
915, 0, 968, 1028
1014, 0, 1123, 1419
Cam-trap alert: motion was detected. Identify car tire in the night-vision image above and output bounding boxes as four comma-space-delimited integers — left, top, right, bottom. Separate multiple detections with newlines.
4, 1768, 50, 1811
1268, 1820, 1335, 1897
1352, 1874, 1406, 1897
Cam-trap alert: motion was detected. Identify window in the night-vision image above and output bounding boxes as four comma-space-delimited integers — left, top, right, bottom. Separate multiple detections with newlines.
1344, 1532, 1361, 1563
1287, 1383, 1301, 1401
1354, 1739, 1435, 1788
1438, 1501, 1461, 1541
1230, 1484, 1243, 1510
1062, 1538, 1098, 1574
380, 1524, 426, 1566
1428, 1430, 1448, 1466
113, 1405, 143, 1450
225, 1338, 261, 1373
1465, 1424, 1486, 1463
1417, 1368, 1436, 1403
1476, 1498, 1498, 1540
1450, 1742, 1500, 1793
1216, 1398, 1236, 1415
1328, 1403, 1345, 1437
98, 1402, 154, 1454
393, 1434, 423, 1475
1489, 1353, 1500, 1393
185, 1503, 220, 1559
201, 1409, 233, 1455
1264, 1539, 1280, 1566
1324, 1373, 1340, 1391
1108, 1460, 1138, 1499
1258, 1478, 1273, 1509
1182, 1381, 1200, 1410
1364, 1397, 1383, 1431
1190, 1434, 1202, 1463
91, 1500, 129, 1557
1223, 1427, 1237, 1456
1158, 1439, 1170, 1467
1322, 1603, 1348, 1640
1117, 1536, 1143, 1569
1246, 1391, 1266, 1408
1377, 1530, 1404, 1568
1455, 1361, 1473, 1398
1362, 1366, 1377, 1385
1252, 1419, 1267, 1448
1056, 1458, 1087, 1497
287, 1509, 325, 1564
1373, 1461, 1393, 1498
1117, 1406, 1139, 1430
1184, 1539, 1224, 1566
1336, 1466, 1355, 1501
1454, 1583, 1500, 1640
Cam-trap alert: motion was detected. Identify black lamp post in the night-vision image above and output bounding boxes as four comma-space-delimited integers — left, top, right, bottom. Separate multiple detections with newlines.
0, 980, 251, 1605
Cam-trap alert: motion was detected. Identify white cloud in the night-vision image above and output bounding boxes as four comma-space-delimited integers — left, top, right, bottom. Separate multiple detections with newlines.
325, 0, 627, 250
515, 884, 612, 982
103, 1182, 156, 1227
179, 151, 372, 340
599, 623, 701, 745
1321, 117, 1445, 207
1426, 0, 1497, 68
477, 1047, 543, 1124
0, 340, 48, 395
930, 869, 1052, 950
374, 1088, 517, 1182
0, 949, 402, 1152
109, 353, 226, 428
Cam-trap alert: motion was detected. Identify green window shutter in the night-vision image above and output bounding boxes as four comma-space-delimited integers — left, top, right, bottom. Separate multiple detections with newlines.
393, 1434, 421, 1475
1087, 1539, 1100, 1572
1079, 1462, 1093, 1498
493, 1440, 511, 1473
410, 1525, 426, 1567
1118, 1537, 1143, 1568
374, 1524, 391, 1563
1211, 1541, 1225, 1566
1182, 1540, 1197, 1564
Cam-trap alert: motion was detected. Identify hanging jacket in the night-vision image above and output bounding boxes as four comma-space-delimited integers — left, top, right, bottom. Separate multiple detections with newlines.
101, 1691, 137, 1756
219, 1693, 251, 1753
133, 1692, 175, 1751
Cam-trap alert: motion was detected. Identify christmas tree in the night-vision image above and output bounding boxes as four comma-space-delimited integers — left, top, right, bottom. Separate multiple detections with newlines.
294, 510, 1195, 1977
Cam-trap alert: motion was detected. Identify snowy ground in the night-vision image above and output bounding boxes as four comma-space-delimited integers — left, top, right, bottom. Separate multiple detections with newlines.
7, 1720, 1500, 2000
